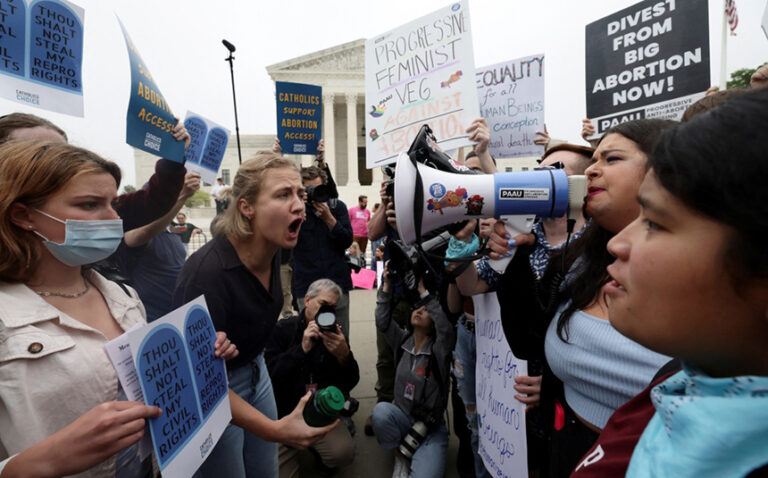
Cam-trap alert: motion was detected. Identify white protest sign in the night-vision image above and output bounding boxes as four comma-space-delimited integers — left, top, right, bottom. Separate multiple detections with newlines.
473, 293, 528, 478
0, 0, 85, 116
477, 54, 545, 159
365, 0, 480, 167
103, 323, 152, 460
762, 1, 768, 40
111, 296, 230, 478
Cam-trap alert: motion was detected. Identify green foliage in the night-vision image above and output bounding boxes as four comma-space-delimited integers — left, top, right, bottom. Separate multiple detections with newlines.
727, 63, 767, 89
727, 68, 755, 89
122, 184, 136, 194
185, 190, 211, 208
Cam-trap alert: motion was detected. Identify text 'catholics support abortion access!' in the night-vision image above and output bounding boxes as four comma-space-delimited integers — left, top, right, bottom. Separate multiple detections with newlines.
585, 0, 710, 137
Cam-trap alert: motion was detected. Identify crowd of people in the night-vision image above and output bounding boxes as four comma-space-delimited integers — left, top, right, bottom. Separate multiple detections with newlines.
0, 65, 766, 478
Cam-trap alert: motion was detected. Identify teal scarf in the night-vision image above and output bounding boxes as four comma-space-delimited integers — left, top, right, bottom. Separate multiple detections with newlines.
627, 365, 768, 477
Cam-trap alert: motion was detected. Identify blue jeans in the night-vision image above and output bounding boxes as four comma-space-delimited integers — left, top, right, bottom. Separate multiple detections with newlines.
453, 318, 491, 478
195, 354, 278, 478
371, 402, 448, 478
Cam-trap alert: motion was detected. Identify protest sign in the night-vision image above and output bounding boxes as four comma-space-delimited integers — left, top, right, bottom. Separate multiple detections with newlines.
118, 17, 184, 162
477, 54, 545, 159
365, 0, 480, 167
473, 293, 528, 478
0, 0, 84, 116
103, 323, 153, 460
183, 111, 230, 184
106, 296, 230, 478
585, 0, 710, 137
275, 81, 321, 155
762, 1, 768, 41
376, 260, 384, 288
351, 267, 376, 289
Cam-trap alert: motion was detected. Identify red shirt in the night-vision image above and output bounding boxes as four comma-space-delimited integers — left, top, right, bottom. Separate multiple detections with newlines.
570, 373, 675, 478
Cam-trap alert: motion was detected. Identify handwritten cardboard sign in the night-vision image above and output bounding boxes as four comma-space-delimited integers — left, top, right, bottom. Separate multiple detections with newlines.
364, 0, 480, 167
106, 296, 230, 478
183, 111, 230, 184
473, 293, 528, 478
477, 54, 545, 159
275, 81, 321, 155
118, 17, 184, 162
0, 0, 84, 116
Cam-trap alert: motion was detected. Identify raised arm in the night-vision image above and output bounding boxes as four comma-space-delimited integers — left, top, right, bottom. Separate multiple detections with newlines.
113, 122, 190, 231
124, 172, 200, 248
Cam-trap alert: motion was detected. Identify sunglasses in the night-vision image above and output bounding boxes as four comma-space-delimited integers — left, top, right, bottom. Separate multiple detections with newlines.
534, 160, 565, 170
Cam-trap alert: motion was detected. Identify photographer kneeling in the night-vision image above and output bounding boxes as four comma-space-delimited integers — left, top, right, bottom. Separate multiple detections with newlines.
373, 263, 455, 478
265, 279, 359, 477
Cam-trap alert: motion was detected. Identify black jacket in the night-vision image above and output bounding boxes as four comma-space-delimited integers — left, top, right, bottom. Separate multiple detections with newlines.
265, 312, 360, 418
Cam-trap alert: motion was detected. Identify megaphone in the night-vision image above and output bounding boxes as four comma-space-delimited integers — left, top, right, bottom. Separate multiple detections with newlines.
394, 151, 587, 245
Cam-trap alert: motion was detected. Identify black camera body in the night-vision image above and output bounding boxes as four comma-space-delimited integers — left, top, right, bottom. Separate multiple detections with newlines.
387, 231, 450, 298
339, 397, 359, 417
305, 184, 330, 204
346, 254, 364, 273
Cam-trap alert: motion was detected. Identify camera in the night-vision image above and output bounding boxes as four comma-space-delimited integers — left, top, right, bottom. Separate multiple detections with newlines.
346, 254, 364, 273
306, 184, 330, 204
383, 165, 395, 199
387, 231, 450, 297
315, 304, 337, 333
398, 421, 428, 459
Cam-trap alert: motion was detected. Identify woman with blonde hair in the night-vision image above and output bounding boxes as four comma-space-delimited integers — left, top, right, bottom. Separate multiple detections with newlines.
174, 151, 335, 478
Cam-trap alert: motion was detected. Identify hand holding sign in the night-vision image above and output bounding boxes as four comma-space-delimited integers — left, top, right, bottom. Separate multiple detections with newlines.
11, 401, 162, 478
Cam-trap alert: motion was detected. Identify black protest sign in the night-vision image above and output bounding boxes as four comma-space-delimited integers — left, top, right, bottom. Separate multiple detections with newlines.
585, 0, 710, 135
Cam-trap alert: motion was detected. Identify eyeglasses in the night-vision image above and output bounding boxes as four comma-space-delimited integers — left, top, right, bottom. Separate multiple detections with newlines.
534, 161, 565, 170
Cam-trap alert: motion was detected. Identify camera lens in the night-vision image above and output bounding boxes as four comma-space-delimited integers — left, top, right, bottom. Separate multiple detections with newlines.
306, 184, 330, 203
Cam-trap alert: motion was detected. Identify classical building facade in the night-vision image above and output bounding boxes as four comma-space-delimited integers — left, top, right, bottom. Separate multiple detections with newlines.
133, 38, 544, 219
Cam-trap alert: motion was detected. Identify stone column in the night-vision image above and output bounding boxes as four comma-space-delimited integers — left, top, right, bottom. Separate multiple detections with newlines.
346, 93, 359, 186
322, 93, 336, 176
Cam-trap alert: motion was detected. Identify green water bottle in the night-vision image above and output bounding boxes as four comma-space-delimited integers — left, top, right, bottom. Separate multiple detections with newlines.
303, 386, 345, 427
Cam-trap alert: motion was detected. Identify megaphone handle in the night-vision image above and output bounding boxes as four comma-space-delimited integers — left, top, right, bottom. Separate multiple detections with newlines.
488, 216, 536, 274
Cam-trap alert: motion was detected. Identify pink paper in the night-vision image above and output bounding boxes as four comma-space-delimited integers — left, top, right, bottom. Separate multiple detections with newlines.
351, 268, 376, 290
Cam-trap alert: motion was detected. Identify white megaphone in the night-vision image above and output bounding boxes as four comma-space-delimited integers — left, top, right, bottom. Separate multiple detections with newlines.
394, 152, 587, 271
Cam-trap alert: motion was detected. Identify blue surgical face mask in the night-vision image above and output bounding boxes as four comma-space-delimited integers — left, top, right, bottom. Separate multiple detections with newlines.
33, 209, 123, 266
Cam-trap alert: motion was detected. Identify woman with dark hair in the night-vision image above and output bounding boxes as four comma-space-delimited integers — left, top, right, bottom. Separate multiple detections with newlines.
572, 86, 768, 478
372, 265, 454, 478
489, 119, 676, 476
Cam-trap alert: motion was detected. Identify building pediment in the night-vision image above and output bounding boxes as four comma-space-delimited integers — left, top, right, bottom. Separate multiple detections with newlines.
266, 39, 364, 78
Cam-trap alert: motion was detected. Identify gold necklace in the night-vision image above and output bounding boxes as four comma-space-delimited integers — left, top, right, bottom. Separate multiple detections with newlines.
34, 279, 90, 298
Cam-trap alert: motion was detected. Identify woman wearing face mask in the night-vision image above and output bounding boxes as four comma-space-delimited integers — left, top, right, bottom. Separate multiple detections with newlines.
0, 141, 236, 478
488, 119, 676, 476
572, 87, 768, 478
173, 152, 336, 478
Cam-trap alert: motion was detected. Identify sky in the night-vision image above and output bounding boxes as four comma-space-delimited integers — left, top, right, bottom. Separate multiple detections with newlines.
4, 0, 767, 187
